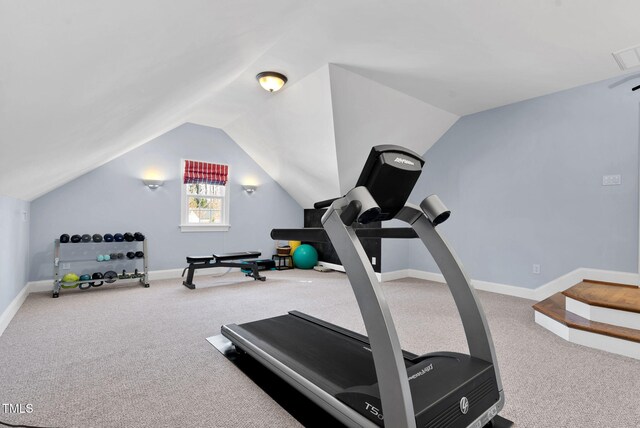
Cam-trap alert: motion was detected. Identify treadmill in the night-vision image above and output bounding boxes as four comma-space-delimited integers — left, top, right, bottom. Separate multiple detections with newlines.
209, 145, 511, 428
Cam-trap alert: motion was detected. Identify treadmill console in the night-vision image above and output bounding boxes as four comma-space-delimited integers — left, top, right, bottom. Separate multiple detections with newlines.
355, 145, 425, 222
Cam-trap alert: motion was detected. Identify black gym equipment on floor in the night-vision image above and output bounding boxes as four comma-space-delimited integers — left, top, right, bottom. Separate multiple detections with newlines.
181, 252, 269, 289
209, 145, 513, 428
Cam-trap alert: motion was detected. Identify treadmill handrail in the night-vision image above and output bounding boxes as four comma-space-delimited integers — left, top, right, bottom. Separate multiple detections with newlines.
396, 204, 504, 394
270, 227, 418, 242
319, 194, 504, 427
322, 201, 417, 428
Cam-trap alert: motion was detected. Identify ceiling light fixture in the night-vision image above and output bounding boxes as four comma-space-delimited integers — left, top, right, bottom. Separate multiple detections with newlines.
256, 71, 287, 92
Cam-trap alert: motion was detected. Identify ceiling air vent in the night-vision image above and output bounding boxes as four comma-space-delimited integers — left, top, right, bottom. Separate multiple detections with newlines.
612, 45, 640, 70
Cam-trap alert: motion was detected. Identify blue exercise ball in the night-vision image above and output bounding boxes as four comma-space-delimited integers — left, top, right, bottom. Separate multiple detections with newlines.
292, 244, 318, 269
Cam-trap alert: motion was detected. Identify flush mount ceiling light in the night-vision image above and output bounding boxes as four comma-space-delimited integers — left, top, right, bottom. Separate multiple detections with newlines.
256, 71, 287, 92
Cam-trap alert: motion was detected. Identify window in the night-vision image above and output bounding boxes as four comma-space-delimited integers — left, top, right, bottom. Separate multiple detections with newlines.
180, 160, 230, 232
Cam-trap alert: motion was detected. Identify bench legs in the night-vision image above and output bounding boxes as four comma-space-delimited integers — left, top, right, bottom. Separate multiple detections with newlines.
183, 264, 199, 289
244, 265, 266, 282
182, 261, 265, 289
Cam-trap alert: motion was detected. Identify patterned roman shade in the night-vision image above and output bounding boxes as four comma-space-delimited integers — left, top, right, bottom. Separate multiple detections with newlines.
183, 160, 228, 185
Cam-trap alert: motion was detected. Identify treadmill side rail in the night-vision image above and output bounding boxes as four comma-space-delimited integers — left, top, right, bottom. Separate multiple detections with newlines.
323, 207, 418, 428
397, 204, 505, 398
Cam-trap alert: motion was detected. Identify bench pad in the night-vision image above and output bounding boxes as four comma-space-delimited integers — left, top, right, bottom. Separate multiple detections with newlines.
186, 256, 215, 264
212, 251, 261, 261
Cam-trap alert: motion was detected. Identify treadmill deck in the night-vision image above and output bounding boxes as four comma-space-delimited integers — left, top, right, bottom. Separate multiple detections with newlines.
221, 311, 500, 428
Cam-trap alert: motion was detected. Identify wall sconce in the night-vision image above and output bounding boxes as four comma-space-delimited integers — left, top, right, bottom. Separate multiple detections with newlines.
242, 184, 257, 194
256, 71, 287, 92
143, 179, 164, 190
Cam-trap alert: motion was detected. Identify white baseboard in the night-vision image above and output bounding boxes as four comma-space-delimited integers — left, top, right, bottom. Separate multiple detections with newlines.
379, 267, 639, 302
4, 265, 639, 337
580, 268, 639, 287
534, 312, 639, 360
0, 284, 29, 336
529, 268, 585, 301
380, 269, 538, 300
406, 269, 446, 283
533, 268, 639, 301
380, 269, 411, 282
472, 278, 538, 300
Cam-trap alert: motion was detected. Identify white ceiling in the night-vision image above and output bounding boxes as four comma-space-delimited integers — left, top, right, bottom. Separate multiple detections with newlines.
224, 65, 341, 208
2, 1, 640, 200
328, 65, 459, 197
225, 65, 459, 208
0, 0, 305, 200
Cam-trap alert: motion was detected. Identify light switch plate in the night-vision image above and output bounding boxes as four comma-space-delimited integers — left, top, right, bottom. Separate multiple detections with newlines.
602, 174, 621, 186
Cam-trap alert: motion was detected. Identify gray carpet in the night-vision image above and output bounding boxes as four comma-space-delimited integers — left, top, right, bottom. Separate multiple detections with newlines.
0, 270, 638, 427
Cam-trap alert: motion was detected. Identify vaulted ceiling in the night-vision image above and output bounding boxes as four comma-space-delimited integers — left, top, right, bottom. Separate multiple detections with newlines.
2, 1, 640, 201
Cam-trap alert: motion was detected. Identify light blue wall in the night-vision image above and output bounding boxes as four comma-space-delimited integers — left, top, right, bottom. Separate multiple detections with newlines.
383, 75, 639, 288
0, 196, 30, 314
29, 123, 303, 281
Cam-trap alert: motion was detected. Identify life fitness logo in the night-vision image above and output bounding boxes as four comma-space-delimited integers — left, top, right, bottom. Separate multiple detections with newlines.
459, 396, 469, 414
394, 157, 415, 166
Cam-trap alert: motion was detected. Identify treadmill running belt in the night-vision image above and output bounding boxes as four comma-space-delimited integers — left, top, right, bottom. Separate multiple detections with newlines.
236, 314, 390, 395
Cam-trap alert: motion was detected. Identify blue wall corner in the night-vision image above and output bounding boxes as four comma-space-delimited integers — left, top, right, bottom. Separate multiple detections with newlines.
28, 123, 303, 281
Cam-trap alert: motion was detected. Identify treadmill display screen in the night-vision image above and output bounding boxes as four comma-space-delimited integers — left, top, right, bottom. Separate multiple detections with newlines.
355, 145, 425, 221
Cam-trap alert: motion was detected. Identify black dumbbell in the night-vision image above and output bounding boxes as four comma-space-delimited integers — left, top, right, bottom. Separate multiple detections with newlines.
90, 272, 104, 287
103, 271, 118, 284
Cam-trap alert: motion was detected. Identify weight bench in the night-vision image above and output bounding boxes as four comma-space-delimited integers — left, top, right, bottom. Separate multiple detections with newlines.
182, 251, 266, 289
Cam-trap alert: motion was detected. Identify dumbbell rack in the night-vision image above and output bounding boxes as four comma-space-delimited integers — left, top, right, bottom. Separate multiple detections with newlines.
53, 238, 150, 298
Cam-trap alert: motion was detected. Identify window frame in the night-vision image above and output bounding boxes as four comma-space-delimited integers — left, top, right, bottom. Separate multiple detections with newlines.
179, 159, 230, 232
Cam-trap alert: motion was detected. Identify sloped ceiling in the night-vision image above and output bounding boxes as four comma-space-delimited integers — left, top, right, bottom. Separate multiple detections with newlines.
225, 65, 459, 208
328, 65, 459, 196
3, 1, 640, 200
224, 65, 341, 207
0, 0, 305, 200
